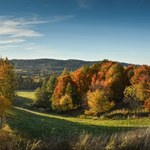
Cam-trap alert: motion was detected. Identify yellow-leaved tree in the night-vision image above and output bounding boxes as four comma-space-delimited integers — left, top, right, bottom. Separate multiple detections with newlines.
85, 90, 114, 116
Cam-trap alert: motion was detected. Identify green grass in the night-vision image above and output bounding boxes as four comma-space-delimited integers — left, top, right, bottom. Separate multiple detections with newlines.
13, 91, 35, 109
16, 90, 35, 100
7, 91, 150, 138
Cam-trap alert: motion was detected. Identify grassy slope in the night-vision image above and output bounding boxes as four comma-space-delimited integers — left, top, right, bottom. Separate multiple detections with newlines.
7, 91, 150, 138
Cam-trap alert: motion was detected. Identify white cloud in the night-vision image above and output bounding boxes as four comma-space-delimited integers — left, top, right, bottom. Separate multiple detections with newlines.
0, 15, 74, 44
0, 38, 25, 44
0, 17, 45, 39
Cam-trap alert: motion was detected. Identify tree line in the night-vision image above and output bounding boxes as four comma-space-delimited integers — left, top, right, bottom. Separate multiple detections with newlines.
34, 60, 150, 116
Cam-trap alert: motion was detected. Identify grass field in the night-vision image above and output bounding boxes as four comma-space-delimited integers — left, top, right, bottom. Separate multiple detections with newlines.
7, 91, 150, 138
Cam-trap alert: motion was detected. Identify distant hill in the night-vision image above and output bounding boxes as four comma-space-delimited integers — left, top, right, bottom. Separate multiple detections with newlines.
10, 59, 130, 76
11, 59, 99, 76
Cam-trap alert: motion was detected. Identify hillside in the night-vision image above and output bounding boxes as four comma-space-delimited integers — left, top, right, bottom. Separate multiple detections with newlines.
11, 59, 99, 76
11, 59, 130, 76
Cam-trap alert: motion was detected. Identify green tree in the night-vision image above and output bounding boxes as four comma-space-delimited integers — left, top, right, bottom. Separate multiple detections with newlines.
34, 74, 57, 109
46, 74, 57, 96
34, 88, 50, 109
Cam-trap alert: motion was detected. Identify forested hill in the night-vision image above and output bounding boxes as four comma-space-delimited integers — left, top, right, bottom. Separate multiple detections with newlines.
10, 59, 99, 76
10, 59, 130, 76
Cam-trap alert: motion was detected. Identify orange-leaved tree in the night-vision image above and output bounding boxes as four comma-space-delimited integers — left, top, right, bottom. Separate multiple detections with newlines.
52, 72, 78, 112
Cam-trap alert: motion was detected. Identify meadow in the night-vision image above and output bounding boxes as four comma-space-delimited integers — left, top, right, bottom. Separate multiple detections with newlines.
1, 91, 149, 149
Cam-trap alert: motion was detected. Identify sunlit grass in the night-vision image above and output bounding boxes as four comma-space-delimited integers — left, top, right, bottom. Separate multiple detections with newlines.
16, 90, 35, 100
6, 91, 150, 138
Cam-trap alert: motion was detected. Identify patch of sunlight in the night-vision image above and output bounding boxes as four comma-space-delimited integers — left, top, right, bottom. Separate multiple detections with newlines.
16, 91, 35, 101
2, 124, 13, 133
13, 107, 150, 128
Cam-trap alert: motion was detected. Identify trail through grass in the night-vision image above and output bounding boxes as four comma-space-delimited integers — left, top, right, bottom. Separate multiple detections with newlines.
7, 91, 150, 138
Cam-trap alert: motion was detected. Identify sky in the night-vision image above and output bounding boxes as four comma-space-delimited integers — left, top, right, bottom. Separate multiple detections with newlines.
0, 0, 150, 65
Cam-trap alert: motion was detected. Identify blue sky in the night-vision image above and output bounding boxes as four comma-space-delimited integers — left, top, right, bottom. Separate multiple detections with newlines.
0, 0, 150, 64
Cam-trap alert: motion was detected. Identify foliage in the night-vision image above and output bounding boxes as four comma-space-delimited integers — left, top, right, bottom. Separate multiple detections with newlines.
31, 59, 149, 115
144, 98, 150, 112
131, 65, 150, 84
124, 65, 134, 86
59, 94, 74, 112
85, 90, 114, 116
34, 88, 50, 109
52, 73, 78, 111
34, 73, 57, 109
0, 58, 16, 128
0, 96, 11, 128
124, 65, 150, 110
124, 84, 143, 110
16, 75, 42, 90
123, 65, 150, 111
91, 61, 126, 103
72, 66, 92, 98
0, 58, 16, 99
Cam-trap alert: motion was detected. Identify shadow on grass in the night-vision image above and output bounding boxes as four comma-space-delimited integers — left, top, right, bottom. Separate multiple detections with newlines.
7, 107, 143, 139
13, 96, 33, 109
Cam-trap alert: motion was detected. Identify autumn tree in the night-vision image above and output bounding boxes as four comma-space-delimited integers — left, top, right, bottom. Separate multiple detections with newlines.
124, 65, 134, 86
0, 58, 16, 128
0, 58, 16, 99
144, 98, 150, 113
91, 61, 126, 103
59, 94, 73, 112
85, 90, 114, 116
52, 72, 78, 112
124, 83, 150, 111
124, 65, 150, 110
105, 63, 126, 102
72, 65, 92, 106
0, 96, 11, 128
131, 65, 150, 85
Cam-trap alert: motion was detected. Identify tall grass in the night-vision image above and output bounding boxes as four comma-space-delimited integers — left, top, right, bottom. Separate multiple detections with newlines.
0, 127, 150, 150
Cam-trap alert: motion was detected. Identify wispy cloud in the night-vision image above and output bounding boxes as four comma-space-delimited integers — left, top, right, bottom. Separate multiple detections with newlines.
0, 15, 74, 44
0, 38, 25, 44
78, 0, 92, 9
